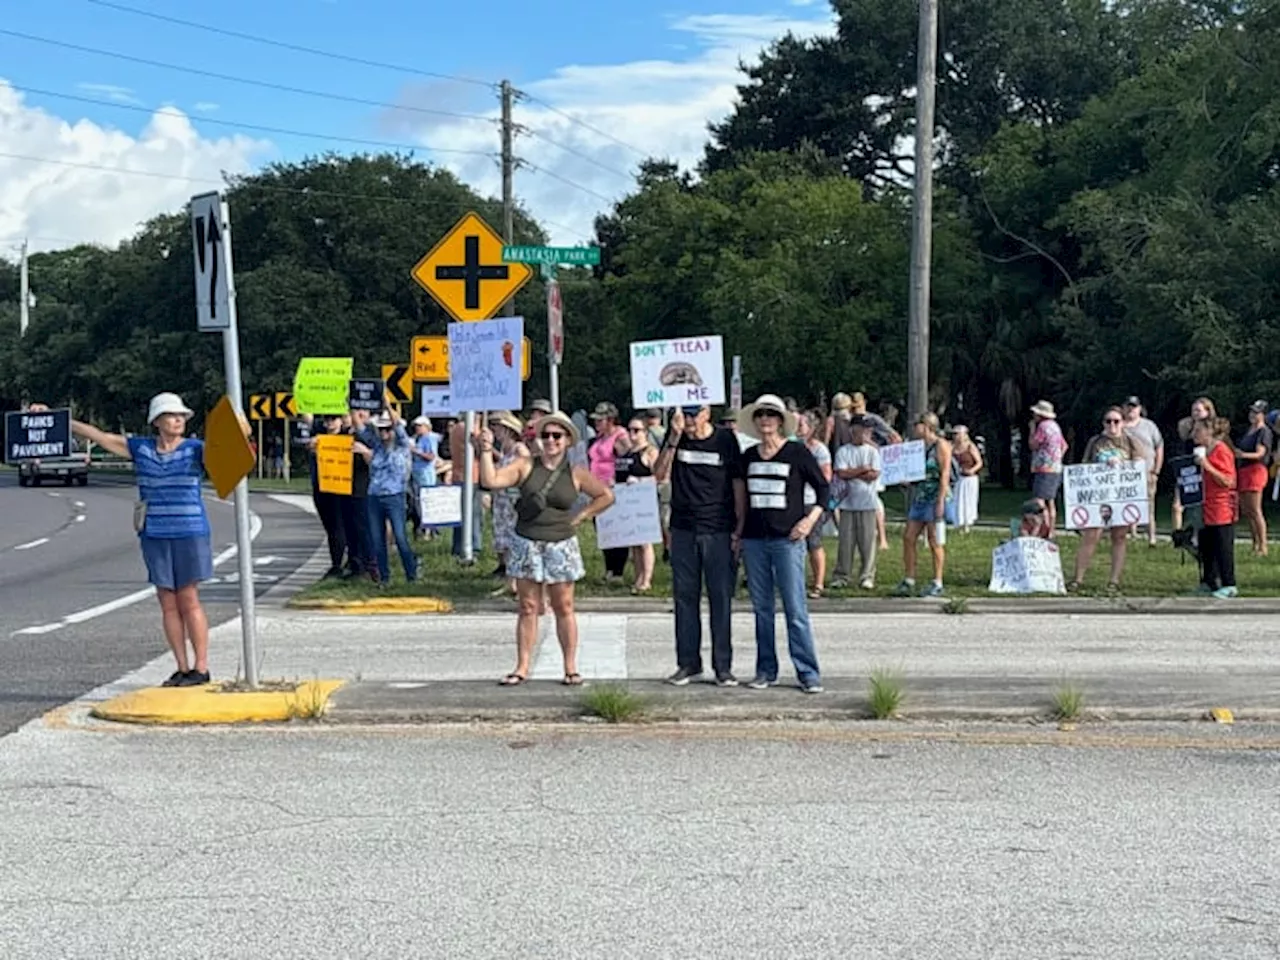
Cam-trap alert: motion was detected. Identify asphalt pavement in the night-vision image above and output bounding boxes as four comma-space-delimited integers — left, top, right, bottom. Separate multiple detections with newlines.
1, 720, 1278, 958
0, 471, 323, 734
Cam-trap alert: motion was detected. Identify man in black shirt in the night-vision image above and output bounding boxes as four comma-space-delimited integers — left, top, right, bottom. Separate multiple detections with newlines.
654, 404, 746, 686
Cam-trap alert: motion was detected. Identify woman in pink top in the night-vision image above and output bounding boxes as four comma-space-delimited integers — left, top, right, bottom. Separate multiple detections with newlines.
589, 401, 631, 580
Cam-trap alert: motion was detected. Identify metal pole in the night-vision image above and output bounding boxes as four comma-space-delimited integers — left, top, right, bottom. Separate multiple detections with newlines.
549, 359, 561, 414
283, 419, 291, 483
218, 200, 259, 688
19, 239, 30, 337
906, 0, 939, 425
256, 420, 264, 479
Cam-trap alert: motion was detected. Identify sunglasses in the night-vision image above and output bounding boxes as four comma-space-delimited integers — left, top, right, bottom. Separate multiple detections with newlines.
1104, 418, 1122, 424
542, 431, 568, 441
752, 410, 782, 419
628, 427, 645, 433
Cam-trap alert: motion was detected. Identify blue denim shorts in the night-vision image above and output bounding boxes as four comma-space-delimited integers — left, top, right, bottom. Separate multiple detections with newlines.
907, 497, 957, 525
140, 535, 213, 590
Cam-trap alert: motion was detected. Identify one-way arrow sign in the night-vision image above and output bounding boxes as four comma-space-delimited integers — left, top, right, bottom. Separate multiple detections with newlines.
191, 191, 231, 331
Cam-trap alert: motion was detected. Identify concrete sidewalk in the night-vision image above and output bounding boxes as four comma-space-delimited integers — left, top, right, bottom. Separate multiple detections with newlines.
86, 606, 1280, 725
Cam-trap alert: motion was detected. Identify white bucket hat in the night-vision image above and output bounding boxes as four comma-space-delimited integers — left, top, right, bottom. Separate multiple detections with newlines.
739, 394, 797, 439
1030, 400, 1056, 420
147, 392, 194, 424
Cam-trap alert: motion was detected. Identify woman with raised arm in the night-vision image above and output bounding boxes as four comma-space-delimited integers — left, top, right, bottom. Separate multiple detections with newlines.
71, 393, 215, 687
476, 411, 614, 687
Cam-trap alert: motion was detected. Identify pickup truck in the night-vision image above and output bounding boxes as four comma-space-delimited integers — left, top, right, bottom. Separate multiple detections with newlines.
18, 450, 91, 487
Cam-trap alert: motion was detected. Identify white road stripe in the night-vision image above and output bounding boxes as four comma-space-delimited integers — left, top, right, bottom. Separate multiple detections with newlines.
74, 515, 85, 522
10, 510, 262, 637
73, 501, 85, 508
13, 538, 49, 551
530, 613, 629, 680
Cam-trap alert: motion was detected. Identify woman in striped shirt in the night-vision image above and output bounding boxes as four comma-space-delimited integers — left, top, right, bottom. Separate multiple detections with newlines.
72, 392, 215, 688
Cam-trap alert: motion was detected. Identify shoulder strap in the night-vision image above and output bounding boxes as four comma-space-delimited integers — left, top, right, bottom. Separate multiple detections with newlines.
532, 458, 568, 500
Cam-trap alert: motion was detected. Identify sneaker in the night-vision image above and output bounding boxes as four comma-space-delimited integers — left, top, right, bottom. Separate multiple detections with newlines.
715, 673, 739, 688
322, 566, 345, 580
859, 578, 875, 590
829, 578, 849, 590
891, 580, 915, 597
666, 667, 702, 686
1212, 586, 1239, 599
800, 680, 824, 694
746, 675, 776, 690
919, 582, 945, 598
1192, 583, 1215, 595
161, 670, 186, 687
178, 670, 211, 687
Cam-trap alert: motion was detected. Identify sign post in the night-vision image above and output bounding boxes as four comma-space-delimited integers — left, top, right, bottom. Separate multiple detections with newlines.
411, 211, 531, 564
730, 355, 742, 411
191, 191, 258, 688
548, 278, 563, 412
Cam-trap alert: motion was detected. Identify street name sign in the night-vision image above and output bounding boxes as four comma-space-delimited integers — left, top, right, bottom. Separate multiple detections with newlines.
502, 245, 601, 266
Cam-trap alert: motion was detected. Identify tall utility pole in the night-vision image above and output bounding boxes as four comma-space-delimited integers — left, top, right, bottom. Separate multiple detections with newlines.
19, 239, 30, 337
906, 0, 939, 425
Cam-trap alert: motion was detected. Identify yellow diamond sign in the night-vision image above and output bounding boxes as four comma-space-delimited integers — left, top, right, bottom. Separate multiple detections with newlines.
410, 211, 532, 322
203, 395, 256, 500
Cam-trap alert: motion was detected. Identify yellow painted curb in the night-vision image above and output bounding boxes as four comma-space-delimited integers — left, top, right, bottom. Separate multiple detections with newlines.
90, 680, 346, 725
289, 597, 454, 614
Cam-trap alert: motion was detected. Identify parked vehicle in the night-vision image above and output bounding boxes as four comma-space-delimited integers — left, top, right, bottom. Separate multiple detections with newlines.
18, 446, 90, 487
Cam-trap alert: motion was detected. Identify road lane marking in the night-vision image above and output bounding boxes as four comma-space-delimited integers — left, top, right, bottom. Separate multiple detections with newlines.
73, 501, 85, 508
13, 538, 49, 551
46, 492, 60, 497
10, 510, 262, 636
74, 515, 85, 522
531, 614, 629, 680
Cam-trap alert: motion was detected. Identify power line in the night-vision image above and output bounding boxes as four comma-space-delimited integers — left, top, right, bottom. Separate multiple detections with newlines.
82, 0, 495, 89
520, 161, 617, 204
0, 150, 508, 211
6, 84, 496, 158
516, 90, 650, 160
0, 29, 498, 125
521, 126, 634, 181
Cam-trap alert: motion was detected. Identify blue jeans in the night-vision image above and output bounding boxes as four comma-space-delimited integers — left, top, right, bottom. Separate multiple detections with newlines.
367, 493, 418, 583
742, 537, 821, 685
669, 528, 735, 677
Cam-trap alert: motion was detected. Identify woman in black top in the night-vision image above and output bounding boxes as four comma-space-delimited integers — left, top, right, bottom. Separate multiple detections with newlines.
476, 412, 614, 687
617, 416, 660, 593
737, 394, 829, 694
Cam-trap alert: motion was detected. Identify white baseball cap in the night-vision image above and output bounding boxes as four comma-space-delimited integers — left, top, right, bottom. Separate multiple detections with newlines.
147, 392, 194, 424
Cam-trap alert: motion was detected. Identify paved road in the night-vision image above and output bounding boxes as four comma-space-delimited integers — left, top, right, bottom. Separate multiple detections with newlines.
1, 721, 1277, 958
0, 471, 322, 734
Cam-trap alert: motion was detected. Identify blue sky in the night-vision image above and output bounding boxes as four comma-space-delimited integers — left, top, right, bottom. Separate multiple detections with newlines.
0, 0, 835, 249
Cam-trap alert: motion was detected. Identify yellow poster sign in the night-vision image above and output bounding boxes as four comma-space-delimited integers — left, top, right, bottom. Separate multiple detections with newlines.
315, 434, 354, 495
293, 358, 354, 414
203, 395, 255, 499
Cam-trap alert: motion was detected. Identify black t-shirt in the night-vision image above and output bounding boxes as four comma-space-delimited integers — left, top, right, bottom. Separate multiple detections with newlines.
615, 450, 654, 483
742, 441, 829, 540
669, 428, 743, 534
347, 428, 370, 498
1239, 426, 1274, 466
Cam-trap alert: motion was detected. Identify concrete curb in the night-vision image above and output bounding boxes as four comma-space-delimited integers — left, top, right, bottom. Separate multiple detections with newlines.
90, 679, 346, 725
427, 596, 1280, 616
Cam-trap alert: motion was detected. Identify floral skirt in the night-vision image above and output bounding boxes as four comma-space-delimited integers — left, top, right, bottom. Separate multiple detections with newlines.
506, 533, 585, 584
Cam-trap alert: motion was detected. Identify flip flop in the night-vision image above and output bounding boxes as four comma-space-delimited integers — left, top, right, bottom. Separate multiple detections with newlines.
561, 673, 585, 686
499, 673, 527, 686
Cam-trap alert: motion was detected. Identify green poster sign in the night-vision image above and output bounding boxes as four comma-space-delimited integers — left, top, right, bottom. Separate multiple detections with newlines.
293, 357, 354, 414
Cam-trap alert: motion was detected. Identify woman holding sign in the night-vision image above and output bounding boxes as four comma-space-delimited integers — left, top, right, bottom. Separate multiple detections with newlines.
70, 393, 214, 687
1195, 417, 1239, 597
617, 416, 660, 594
476, 412, 614, 687
1067, 407, 1141, 594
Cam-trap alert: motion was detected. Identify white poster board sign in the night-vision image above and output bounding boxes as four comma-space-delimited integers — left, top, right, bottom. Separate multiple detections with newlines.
988, 537, 1066, 594
1063, 460, 1149, 529
596, 479, 663, 550
447, 316, 524, 412
629, 335, 725, 410
420, 485, 462, 527
419, 384, 457, 417
879, 440, 926, 486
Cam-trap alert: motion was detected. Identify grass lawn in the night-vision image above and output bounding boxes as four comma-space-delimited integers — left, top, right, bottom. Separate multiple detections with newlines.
291, 497, 1280, 604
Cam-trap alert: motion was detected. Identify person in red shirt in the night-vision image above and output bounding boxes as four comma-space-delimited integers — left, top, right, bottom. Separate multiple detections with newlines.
1193, 417, 1238, 598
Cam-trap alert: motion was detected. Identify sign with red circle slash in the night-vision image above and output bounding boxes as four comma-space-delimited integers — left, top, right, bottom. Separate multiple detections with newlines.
1071, 506, 1090, 528
1122, 503, 1142, 524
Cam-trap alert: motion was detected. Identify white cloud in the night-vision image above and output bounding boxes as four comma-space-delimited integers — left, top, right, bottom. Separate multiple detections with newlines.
402, 11, 836, 244
192, 102, 220, 113
75, 82, 141, 106
0, 81, 268, 251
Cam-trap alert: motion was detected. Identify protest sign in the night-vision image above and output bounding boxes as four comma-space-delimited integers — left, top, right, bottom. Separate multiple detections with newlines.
315, 434, 353, 494
1169, 454, 1203, 508
420, 485, 462, 527
419, 384, 457, 417
596, 480, 663, 550
629, 336, 725, 409
1063, 460, 1148, 529
879, 440, 926, 486
293, 358, 354, 415
447, 317, 524, 412
988, 537, 1066, 594
348, 378, 385, 412
4, 407, 72, 462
